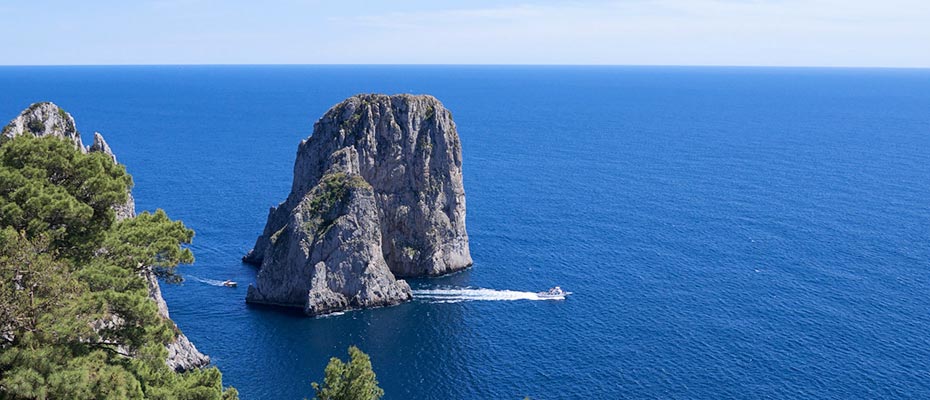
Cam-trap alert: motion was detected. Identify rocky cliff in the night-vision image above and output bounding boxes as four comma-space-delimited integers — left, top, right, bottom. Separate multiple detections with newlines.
245, 94, 471, 315
2, 102, 206, 371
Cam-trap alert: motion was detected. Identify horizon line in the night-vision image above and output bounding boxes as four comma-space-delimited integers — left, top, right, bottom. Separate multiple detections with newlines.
1, 63, 928, 71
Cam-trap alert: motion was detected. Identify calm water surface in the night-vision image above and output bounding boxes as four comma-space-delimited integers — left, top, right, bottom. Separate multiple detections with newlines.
1, 66, 929, 399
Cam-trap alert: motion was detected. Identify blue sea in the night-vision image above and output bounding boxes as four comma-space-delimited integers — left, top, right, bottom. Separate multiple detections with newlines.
2, 66, 929, 399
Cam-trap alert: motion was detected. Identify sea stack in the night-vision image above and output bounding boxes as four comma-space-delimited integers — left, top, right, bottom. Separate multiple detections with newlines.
2, 102, 207, 371
244, 94, 472, 316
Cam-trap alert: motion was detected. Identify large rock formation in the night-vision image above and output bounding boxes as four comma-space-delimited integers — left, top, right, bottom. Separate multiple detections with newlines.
2, 102, 206, 371
245, 94, 471, 316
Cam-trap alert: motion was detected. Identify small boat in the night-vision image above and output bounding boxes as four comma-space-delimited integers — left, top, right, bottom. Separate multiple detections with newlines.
222, 280, 238, 288
537, 286, 570, 299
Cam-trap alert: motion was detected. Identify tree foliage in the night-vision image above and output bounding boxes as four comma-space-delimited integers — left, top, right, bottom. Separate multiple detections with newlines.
0, 135, 236, 399
100, 209, 195, 283
311, 346, 384, 400
0, 135, 131, 260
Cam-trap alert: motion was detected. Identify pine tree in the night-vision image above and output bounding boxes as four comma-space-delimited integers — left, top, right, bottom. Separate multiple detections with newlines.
0, 134, 237, 399
311, 346, 384, 400
0, 135, 131, 260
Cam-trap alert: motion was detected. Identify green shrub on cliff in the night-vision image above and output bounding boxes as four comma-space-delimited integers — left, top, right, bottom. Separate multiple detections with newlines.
311, 346, 384, 400
0, 135, 236, 399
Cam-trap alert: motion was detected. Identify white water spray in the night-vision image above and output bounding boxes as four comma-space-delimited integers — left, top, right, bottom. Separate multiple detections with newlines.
187, 275, 229, 287
412, 287, 563, 303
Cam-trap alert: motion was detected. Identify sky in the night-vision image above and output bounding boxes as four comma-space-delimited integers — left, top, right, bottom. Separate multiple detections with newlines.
2, 0, 929, 67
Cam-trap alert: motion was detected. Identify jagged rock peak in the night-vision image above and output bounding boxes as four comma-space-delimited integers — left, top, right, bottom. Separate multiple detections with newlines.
244, 94, 471, 316
90, 131, 118, 163
144, 271, 210, 371
245, 93, 472, 278
1, 102, 82, 149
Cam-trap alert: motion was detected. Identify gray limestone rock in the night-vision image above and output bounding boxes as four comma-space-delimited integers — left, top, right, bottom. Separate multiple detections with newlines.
245, 94, 471, 280
1, 102, 83, 149
244, 94, 471, 316
90, 131, 118, 163
246, 167, 413, 316
145, 271, 210, 371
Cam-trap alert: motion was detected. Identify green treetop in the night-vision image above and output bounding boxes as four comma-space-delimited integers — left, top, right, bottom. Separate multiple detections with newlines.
0, 134, 236, 399
0, 134, 131, 260
311, 346, 384, 400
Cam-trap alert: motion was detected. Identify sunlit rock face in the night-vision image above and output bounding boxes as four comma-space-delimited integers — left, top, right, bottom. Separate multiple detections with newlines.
245, 94, 472, 316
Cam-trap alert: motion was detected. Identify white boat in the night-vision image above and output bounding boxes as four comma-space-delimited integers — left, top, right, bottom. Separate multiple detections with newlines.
537, 286, 571, 299
222, 280, 238, 288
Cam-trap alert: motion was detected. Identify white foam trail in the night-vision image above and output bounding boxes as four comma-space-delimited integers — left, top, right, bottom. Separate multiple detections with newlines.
412, 287, 560, 303
319, 311, 345, 318
187, 275, 228, 287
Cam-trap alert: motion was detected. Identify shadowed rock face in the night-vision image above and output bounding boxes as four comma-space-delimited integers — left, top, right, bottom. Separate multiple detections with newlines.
246, 169, 412, 316
2, 102, 206, 371
245, 94, 471, 315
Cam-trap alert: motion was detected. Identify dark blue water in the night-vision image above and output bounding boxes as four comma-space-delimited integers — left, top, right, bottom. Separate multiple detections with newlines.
2, 66, 929, 399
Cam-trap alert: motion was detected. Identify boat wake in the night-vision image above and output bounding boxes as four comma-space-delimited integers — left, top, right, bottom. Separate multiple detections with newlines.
412, 287, 561, 303
187, 275, 229, 287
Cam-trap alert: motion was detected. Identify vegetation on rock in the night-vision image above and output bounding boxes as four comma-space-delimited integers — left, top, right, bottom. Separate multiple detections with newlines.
301, 172, 372, 237
308, 173, 371, 214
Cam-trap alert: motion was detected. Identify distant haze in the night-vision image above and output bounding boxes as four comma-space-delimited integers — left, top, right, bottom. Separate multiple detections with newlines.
2, 0, 929, 67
